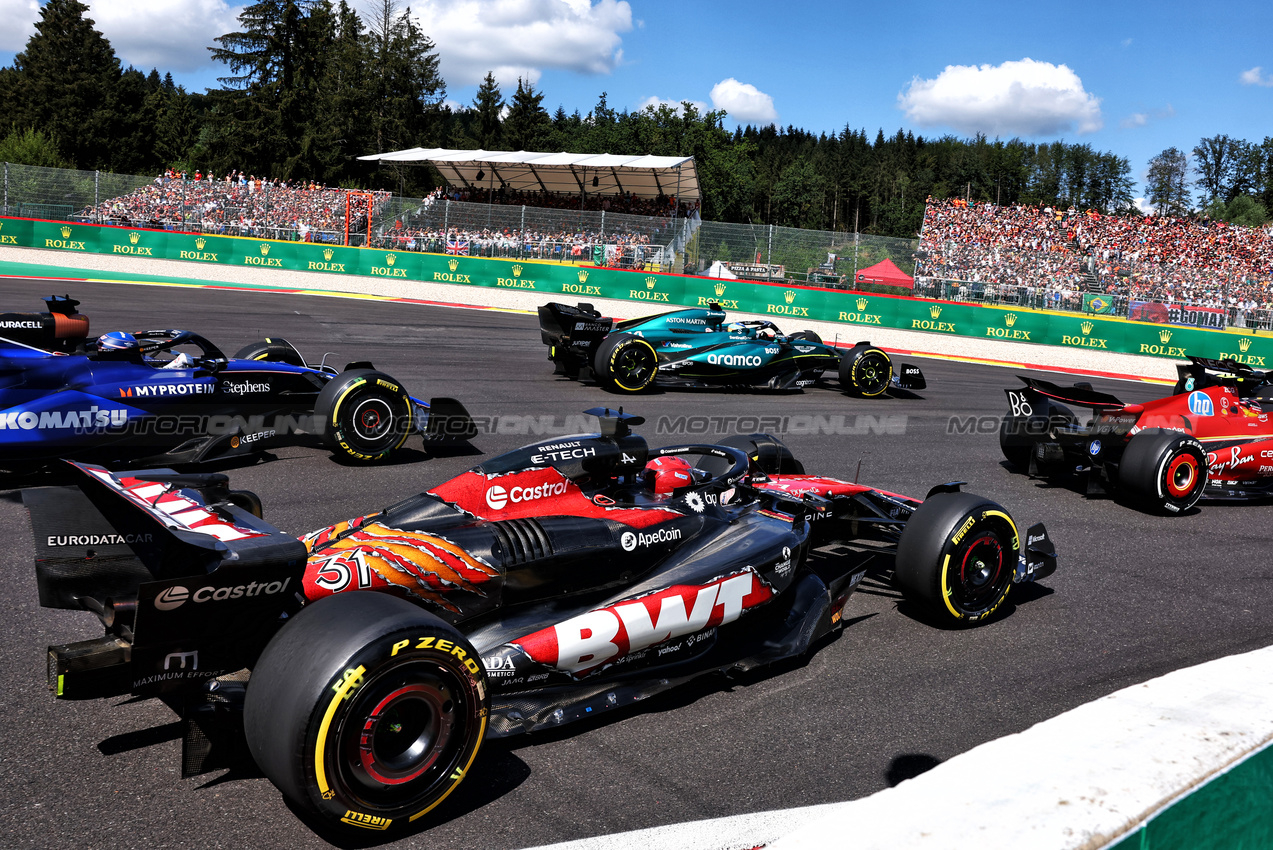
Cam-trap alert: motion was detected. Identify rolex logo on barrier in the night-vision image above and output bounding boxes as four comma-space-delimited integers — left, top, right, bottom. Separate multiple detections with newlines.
1160, 329, 1172, 344
46, 224, 85, 250
61, 226, 72, 239
1140, 327, 1184, 357
113, 229, 153, 256
857, 297, 868, 311
715, 282, 727, 297
386, 253, 396, 266
988, 311, 1029, 340
767, 289, 808, 317
930, 305, 942, 319
784, 290, 796, 304
497, 262, 535, 289
646, 276, 657, 290
195, 237, 206, 250
512, 264, 523, 277
1082, 321, 1094, 335
128, 231, 141, 245
1240, 337, 1252, 352
260, 243, 270, 256
448, 258, 459, 272
631, 276, 668, 302
912, 302, 954, 333
1220, 334, 1265, 365
0, 222, 10, 245
244, 241, 281, 266
372, 251, 405, 278
308, 245, 345, 272
182, 235, 216, 261
323, 248, 334, 261
577, 270, 589, 283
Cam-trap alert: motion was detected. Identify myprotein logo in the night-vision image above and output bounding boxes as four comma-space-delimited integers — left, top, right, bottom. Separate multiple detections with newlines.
620, 527, 683, 551
153, 577, 292, 611
485, 480, 569, 510
121, 383, 213, 398
707, 353, 762, 367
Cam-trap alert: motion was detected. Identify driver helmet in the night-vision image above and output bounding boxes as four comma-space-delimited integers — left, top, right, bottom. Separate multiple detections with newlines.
726, 321, 750, 336
756, 326, 777, 340
96, 331, 140, 358
642, 455, 700, 497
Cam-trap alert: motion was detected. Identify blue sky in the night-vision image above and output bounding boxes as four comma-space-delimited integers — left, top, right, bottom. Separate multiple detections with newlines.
2, 0, 1271, 204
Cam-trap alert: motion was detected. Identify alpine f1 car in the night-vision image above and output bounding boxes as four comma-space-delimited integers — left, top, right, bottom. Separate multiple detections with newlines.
1000, 356, 1273, 513
0, 295, 475, 470
27, 408, 1055, 832
539, 301, 926, 395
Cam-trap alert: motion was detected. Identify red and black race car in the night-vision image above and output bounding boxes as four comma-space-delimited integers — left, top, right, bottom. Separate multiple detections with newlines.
28, 409, 1055, 833
1000, 356, 1273, 513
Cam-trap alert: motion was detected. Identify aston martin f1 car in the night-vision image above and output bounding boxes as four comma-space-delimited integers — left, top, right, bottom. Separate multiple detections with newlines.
28, 409, 1055, 833
0, 296, 474, 470
1000, 357, 1273, 513
539, 301, 926, 395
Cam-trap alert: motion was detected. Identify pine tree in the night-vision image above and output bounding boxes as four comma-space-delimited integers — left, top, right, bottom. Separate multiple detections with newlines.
472, 72, 504, 149
504, 78, 550, 151
9, 0, 122, 169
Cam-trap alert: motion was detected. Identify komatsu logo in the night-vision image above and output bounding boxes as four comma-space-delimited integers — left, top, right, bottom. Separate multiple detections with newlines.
0, 408, 128, 429
486, 480, 569, 509
513, 570, 772, 675
707, 353, 762, 367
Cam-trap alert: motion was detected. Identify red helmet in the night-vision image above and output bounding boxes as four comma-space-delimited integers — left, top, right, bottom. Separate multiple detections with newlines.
643, 455, 696, 497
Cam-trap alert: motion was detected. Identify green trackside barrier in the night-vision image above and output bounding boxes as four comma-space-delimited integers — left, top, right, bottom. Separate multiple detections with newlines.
1103, 742, 1273, 850
5, 216, 1271, 367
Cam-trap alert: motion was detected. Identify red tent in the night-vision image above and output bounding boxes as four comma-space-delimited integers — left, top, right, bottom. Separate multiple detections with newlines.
855, 258, 913, 290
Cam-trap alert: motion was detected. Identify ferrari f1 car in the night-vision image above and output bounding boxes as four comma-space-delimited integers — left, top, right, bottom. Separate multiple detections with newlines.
1000, 356, 1273, 513
28, 408, 1055, 833
0, 295, 474, 470
539, 301, 926, 395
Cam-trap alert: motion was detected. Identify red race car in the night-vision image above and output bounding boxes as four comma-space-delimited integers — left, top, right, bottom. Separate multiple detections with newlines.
1000, 357, 1273, 514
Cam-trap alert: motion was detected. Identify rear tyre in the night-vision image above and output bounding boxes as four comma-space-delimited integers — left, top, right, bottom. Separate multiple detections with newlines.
233, 338, 305, 366
244, 592, 488, 834
593, 333, 658, 393
894, 492, 1019, 625
315, 369, 413, 462
1118, 429, 1207, 515
838, 343, 892, 397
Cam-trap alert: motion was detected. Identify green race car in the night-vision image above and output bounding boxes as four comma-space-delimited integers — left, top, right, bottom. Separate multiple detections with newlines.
539, 301, 926, 396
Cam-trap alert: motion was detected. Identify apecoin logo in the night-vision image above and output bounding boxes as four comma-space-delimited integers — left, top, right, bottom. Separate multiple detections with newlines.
621, 531, 637, 551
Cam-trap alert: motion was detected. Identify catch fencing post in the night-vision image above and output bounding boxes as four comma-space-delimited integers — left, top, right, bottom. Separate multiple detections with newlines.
94, 171, 99, 217
520, 205, 525, 258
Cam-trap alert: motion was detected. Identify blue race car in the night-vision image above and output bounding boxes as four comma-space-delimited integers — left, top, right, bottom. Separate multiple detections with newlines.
539, 301, 926, 395
0, 296, 474, 471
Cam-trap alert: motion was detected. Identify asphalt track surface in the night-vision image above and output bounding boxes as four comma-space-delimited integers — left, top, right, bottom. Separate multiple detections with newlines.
2, 278, 1270, 850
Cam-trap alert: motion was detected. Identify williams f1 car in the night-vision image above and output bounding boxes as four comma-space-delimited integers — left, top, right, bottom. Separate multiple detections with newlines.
28, 409, 1055, 832
539, 301, 926, 395
1000, 357, 1273, 513
0, 295, 475, 470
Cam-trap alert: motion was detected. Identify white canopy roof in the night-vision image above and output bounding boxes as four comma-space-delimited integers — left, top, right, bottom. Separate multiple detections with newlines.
357, 148, 700, 201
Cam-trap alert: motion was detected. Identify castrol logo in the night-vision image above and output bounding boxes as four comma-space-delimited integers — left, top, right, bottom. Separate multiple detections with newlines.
486, 480, 569, 510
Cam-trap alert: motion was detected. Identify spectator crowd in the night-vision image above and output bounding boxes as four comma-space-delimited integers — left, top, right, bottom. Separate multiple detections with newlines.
916, 198, 1273, 325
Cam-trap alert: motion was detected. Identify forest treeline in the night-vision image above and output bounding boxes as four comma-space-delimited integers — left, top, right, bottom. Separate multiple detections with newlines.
1, 0, 1270, 236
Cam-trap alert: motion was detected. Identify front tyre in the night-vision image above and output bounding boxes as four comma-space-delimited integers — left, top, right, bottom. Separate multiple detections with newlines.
244, 592, 488, 834
838, 343, 893, 397
315, 369, 413, 462
593, 333, 658, 393
894, 492, 1019, 625
1117, 429, 1207, 515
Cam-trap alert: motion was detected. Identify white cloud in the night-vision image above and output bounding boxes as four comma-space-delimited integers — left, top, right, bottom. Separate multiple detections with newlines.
1134, 196, 1153, 215
0, 0, 39, 52
898, 58, 1103, 137
709, 78, 777, 124
85, 0, 244, 72
402, 0, 633, 89
1240, 66, 1273, 87
637, 95, 709, 115
1120, 103, 1174, 129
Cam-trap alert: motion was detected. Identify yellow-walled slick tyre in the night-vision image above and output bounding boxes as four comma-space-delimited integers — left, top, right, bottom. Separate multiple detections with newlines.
593, 333, 658, 393
244, 592, 488, 834
894, 492, 1019, 625
315, 369, 412, 462
838, 343, 893, 397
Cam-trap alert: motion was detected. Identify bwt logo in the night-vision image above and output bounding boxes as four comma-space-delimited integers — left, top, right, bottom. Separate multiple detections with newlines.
485, 480, 569, 509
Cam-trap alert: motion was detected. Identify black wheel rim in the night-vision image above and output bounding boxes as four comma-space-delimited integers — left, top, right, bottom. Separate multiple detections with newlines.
950, 531, 1008, 612
856, 352, 891, 395
615, 344, 654, 389
333, 661, 469, 811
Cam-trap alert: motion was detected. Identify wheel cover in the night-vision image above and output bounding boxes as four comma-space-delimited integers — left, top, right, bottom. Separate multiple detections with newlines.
1164, 454, 1198, 499
349, 397, 395, 445
950, 532, 1008, 612
331, 661, 469, 811
855, 352, 891, 395
613, 343, 655, 390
